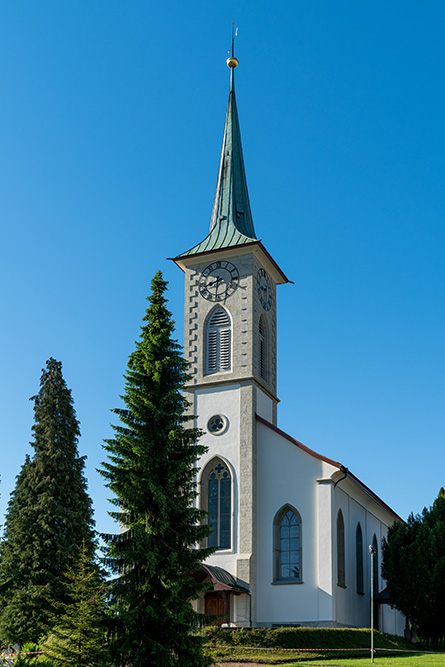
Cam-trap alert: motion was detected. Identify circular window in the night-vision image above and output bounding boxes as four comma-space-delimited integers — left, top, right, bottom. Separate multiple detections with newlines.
207, 414, 228, 435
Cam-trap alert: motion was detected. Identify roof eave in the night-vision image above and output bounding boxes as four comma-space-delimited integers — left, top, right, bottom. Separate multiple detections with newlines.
256, 413, 403, 523
170, 240, 291, 285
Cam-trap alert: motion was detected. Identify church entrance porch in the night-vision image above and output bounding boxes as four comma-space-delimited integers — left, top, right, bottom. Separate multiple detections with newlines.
204, 591, 230, 625
193, 564, 250, 627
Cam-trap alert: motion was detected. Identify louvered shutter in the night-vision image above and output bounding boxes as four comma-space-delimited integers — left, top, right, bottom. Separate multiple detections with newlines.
207, 308, 231, 374
259, 318, 265, 379
220, 329, 231, 370
207, 331, 217, 372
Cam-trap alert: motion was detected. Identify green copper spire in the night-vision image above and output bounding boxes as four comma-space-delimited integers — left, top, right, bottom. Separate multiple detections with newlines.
176, 58, 257, 258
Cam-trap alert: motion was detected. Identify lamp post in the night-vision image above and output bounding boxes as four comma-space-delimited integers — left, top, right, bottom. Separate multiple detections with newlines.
369, 545, 376, 663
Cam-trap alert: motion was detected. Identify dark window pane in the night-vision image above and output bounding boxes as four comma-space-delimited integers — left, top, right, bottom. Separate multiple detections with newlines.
208, 511, 218, 548
220, 530, 230, 550
208, 478, 219, 548
208, 479, 218, 515
281, 564, 290, 578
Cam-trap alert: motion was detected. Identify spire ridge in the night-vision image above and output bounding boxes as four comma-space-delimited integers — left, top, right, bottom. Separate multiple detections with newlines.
175, 50, 257, 260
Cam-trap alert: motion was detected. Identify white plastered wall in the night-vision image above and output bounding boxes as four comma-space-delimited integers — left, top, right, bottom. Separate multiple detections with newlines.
255, 420, 405, 634
255, 420, 338, 626
194, 384, 241, 580
333, 481, 405, 634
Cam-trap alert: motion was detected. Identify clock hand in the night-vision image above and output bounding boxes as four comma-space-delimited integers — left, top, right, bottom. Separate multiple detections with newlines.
208, 276, 223, 288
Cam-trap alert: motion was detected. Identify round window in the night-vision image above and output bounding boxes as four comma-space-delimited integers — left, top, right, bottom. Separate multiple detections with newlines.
207, 414, 228, 435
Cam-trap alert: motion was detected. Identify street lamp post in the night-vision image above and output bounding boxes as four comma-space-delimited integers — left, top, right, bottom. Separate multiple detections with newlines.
369, 545, 376, 663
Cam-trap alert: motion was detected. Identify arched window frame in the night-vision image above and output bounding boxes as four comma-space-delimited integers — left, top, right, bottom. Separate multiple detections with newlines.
356, 522, 364, 595
205, 307, 232, 375
337, 509, 346, 587
372, 533, 379, 595
200, 457, 233, 551
273, 505, 302, 583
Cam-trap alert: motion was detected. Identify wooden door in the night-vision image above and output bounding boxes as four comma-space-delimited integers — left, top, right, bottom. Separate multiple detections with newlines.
205, 593, 229, 624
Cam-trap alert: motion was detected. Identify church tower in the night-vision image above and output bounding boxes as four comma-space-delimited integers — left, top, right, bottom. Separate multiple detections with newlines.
173, 54, 289, 624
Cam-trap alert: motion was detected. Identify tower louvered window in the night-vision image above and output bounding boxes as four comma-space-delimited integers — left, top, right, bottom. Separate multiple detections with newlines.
206, 307, 231, 374
259, 317, 266, 379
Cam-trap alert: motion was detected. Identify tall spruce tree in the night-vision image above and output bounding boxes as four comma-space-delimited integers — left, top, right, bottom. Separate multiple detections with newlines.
0, 358, 96, 645
101, 271, 213, 667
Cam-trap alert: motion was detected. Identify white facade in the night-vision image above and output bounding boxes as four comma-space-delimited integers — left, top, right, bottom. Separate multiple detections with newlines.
174, 61, 405, 634
189, 375, 404, 633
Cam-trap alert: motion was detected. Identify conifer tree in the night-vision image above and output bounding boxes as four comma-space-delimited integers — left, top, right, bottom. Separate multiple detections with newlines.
101, 271, 213, 667
0, 358, 96, 645
41, 542, 109, 666
382, 487, 445, 644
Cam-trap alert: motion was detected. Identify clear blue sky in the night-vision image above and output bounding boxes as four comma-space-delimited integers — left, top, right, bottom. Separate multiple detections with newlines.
1, 1, 444, 539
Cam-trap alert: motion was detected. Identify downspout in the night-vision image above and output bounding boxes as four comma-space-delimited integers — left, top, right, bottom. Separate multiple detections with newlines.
334, 467, 348, 488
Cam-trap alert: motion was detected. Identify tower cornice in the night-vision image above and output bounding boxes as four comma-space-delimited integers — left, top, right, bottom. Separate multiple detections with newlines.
171, 240, 291, 285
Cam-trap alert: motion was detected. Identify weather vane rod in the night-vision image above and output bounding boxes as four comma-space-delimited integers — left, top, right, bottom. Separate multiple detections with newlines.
227, 22, 239, 70
231, 21, 238, 58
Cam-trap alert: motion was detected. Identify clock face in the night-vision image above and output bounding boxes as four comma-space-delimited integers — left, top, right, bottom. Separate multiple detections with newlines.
257, 268, 273, 311
198, 261, 239, 302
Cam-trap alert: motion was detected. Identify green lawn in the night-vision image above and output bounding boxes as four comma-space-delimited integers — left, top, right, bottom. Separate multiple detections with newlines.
207, 648, 445, 666
296, 656, 445, 666
203, 627, 445, 666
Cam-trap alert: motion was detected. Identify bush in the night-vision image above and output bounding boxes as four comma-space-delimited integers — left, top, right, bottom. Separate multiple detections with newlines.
203, 626, 413, 651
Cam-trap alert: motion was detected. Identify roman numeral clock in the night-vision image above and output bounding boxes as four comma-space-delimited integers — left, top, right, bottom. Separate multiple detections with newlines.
198, 260, 240, 302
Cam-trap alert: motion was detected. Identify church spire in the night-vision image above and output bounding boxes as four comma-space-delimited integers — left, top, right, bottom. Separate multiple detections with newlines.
176, 54, 257, 259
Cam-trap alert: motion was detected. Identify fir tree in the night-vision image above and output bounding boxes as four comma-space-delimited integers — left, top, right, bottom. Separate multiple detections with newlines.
41, 542, 109, 666
0, 358, 96, 645
382, 487, 445, 644
101, 271, 213, 667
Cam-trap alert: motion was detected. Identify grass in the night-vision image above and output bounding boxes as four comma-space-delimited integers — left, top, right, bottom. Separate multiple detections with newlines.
209, 652, 445, 666
202, 627, 445, 666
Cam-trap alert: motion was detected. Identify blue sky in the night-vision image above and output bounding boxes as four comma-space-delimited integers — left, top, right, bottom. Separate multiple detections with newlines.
1, 1, 444, 539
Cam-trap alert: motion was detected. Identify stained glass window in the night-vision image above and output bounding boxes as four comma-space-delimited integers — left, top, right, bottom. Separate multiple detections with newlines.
279, 510, 300, 579
207, 461, 231, 550
273, 506, 302, 582
337, 510, 345, 587
356, 523, 364, 594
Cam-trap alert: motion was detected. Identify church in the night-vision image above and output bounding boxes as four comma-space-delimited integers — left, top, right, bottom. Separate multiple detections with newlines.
173, 53, 405, 634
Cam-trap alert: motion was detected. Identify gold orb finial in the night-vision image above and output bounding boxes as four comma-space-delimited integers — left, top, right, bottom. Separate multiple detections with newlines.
226, 55, 239, 69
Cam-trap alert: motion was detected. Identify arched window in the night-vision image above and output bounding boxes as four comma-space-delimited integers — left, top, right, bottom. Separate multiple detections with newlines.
372, 533, 379, 629
356, 523, 364, 594
337, 510, 346, 587
206, 308, 231, 374
202, 459, 231, 550
259, 316, 266, 380
372, 534, 378, 595
273, 506, 302, 582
